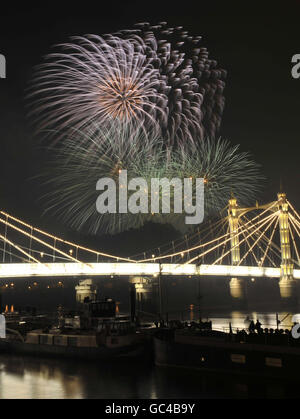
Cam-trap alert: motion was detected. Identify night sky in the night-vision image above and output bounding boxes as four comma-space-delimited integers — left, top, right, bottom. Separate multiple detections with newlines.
0, 0, 299, 256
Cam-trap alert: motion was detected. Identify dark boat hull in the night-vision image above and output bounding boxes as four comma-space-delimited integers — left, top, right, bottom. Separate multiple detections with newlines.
0, 339, 150, 361
154, 333, 300, 379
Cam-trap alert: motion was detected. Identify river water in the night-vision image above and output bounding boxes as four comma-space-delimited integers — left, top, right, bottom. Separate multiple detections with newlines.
1, 352, 296, 399
0, 310, 298, 399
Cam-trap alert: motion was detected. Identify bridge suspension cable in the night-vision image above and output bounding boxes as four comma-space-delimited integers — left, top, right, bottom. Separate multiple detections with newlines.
137, 201, 279, 263
207, 212, 278, 266
0, 210, 133, 263
0, 196, 298, 283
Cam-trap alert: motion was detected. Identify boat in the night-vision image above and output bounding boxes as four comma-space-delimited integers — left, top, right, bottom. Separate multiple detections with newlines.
153, 321, 300, 379
0, 297, 151, 361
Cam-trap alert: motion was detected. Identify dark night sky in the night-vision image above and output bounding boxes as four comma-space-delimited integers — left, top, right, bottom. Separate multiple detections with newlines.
0, 0, 299, 256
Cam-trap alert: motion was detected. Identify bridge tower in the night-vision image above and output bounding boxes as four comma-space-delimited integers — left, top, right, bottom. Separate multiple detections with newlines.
228, 196, 245, 300
277, 192, 296, 299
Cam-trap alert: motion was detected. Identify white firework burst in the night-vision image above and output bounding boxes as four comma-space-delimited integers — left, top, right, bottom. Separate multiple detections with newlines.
28, 35, 167, 140
28, 23, 226, 147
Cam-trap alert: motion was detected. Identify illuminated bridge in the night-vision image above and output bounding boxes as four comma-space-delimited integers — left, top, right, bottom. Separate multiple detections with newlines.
0, 192, 299, 300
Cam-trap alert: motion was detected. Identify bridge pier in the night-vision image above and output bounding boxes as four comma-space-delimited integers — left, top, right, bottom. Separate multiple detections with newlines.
130, 276, 156, 319
75, 279, 97, 304
130, 276, 153, 301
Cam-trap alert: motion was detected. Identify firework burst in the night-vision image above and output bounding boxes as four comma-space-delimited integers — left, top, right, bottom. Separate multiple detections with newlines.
29, 23, 262, 237
117, 22, 227, 146
28, 23, 226, 147
171, 138, 264, 215
28, 35, 167, 141
41, 123, 166, 235
40, 122, 263, 235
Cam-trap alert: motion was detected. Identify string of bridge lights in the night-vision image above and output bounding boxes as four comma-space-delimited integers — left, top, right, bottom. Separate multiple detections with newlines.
0, 211, 132, 263
137, 202, 279, 263
0, 200, 299, 272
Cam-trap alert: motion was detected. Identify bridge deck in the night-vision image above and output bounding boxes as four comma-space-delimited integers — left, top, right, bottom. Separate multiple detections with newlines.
0, 263, 299, 279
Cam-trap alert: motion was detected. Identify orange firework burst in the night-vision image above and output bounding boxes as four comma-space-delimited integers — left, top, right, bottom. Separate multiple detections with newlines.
99, 77, 143, 120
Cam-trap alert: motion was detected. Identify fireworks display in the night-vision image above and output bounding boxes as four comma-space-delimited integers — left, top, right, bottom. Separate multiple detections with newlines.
41, 123, 262, 235
28, 23, 226, 147
29, 22, 263, 236
117, 22, 227, 146
41, 123, 166, 235
171, 138, 263, 216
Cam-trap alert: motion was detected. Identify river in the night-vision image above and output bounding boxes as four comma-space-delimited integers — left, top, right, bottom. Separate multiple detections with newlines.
0, 310, 298, 399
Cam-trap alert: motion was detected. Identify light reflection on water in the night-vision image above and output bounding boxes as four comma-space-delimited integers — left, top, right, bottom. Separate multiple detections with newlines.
185, 309, 295, 332
0, 351, 294, 399
0, 357, 84, 399
207, 311, 294, 333
0, 355, 229, 399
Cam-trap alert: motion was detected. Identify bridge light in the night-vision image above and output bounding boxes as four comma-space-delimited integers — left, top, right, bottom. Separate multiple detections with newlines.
69, 249, 73, 256
251, 278, 255, 282
40, 252, 44, 258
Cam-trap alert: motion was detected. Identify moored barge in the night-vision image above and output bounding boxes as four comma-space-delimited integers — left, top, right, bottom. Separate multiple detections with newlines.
154, 326, 300, 379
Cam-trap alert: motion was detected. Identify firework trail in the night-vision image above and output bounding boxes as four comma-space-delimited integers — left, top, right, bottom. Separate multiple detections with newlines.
28, 23, 226, 147
118, 22, 227, 146
41, 122, 262, 235
28, 35, 167, 141
29, 23, 262, 237
171, 138, 264, 217
41, 123, 166, 235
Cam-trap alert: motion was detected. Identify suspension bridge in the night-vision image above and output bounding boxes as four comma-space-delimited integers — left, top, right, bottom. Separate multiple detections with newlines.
0, 192, 299, 300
